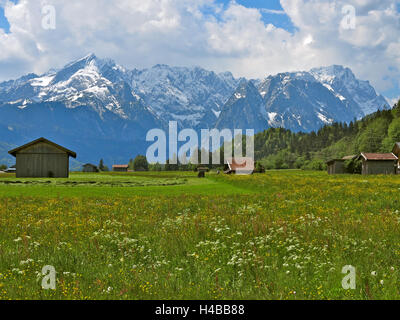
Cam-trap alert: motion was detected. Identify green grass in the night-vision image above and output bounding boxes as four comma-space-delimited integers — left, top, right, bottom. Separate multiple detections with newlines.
0, 172, 250, 197
1, 171, 400, 300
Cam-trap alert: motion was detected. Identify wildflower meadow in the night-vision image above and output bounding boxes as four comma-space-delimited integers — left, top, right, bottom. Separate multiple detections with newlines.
0, 171, 399, 300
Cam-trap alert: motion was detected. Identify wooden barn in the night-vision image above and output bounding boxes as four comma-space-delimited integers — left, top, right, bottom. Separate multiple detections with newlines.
112, 164, 129, 172
8, 138, 76, 178
225, 157, 255, 175
326, 155, 356, 175
326, 159, 346, 175
82, 163, 99, 172
392, 142, 400, 174
358, 153, 398, 175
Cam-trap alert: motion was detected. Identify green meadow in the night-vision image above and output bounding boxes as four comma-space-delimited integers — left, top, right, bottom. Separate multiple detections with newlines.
0, 171, 400, 300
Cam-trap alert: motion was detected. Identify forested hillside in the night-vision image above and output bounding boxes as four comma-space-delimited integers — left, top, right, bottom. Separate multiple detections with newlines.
255, 99, 400, 170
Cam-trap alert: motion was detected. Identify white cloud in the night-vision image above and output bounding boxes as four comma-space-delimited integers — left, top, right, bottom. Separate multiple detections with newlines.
0, 0, 398, 98
387, 97, 399, 107
260, 9, 286, 15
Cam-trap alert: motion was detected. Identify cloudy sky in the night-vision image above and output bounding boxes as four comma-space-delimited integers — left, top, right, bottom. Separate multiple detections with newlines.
0, 0, 399, 104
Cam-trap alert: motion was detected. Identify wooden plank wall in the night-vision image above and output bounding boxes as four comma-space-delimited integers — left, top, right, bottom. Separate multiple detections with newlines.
363, 160, 396, 175
16, 142, 69, 178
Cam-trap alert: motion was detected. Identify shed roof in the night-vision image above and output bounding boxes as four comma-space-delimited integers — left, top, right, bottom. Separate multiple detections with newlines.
327, 155, 357, 165
83, 163, 98, 168
226, 157, 255, 171
8, 137, 77, 158
326, 159, 345, 165
112, 164, 129, 168
360, 153, 398, 161
342, 155, 357, 160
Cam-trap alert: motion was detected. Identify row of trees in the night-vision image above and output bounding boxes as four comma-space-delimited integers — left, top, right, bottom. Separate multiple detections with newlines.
254, 100, 400, 170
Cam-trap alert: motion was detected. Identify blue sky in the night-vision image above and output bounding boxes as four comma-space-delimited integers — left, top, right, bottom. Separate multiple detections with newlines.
0, 0, 399, 103
215, 0, 297, 32
0, 6, 10, 33
0, 0, 17, 33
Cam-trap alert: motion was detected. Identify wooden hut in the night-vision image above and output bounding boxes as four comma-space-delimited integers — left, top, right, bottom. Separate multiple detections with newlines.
326, 159, 346, 175
197, 167, 209, 178
225, 157, 254, 175
358, 153, 398, 175
326, 155, 356, 175
112, 164, 129, 172
392, 143, 400, 174
82, 163, 99, 172
8, 137, 76, 178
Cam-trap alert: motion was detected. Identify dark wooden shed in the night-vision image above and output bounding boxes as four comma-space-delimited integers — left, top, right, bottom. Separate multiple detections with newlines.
358, 153, 398, 175
326, 159, 346, 174
112, 165, 129, 172
327, 155, 357, 175
197, 167, 209, 178
8, 137, 77, 178
82, 163, 99, 172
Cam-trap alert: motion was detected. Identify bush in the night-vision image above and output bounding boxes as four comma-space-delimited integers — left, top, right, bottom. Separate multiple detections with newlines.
133, 155, 149, 171
294, 157, 306, 169
149, 162, 162, 171
344, 159, 362, 174
262, 159, 274, 170
303, 159, 327, 171
254, 162, 265, 173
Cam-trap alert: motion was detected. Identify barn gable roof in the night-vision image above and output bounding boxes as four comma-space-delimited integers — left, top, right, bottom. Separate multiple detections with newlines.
225, 157, 255, 175
342, 155, 357, 160
8, 137, 77, 158
83, 163, 98, 168
112, 164, 129, 168
326, 159, 345, 165
359, 153, 398, 161
327, 155, 357, 165
226, 157, 254, 170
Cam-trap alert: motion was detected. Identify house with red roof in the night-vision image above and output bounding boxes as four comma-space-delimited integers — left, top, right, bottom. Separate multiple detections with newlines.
224, 157, 255, 175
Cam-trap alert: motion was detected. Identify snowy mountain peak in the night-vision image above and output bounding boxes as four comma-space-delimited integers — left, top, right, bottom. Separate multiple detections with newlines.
0, 55, 390, 137
310, 65, 388, 116
310, 65, 356, 84
229, 80, 259, 101
61, 53, 101, 70
265, 71, 317, 84
129, 64, 241, 129
216, 80, 267, 133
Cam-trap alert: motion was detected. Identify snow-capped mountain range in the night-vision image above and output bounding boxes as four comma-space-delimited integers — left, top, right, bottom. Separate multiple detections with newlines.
0, 54, 389, 165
